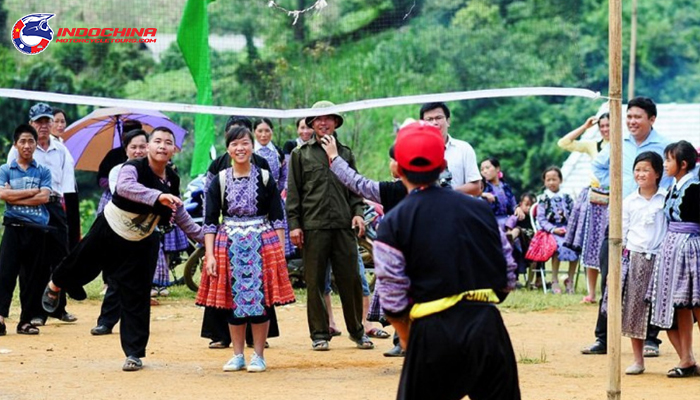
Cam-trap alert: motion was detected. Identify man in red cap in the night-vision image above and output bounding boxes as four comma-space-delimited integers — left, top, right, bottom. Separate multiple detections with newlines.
374, 122, 520, 400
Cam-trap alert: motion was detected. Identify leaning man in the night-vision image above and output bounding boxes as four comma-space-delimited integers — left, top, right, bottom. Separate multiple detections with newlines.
374, 121, 520, 400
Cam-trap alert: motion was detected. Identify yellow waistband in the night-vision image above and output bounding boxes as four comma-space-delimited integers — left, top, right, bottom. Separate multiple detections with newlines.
409, 289, 500, 320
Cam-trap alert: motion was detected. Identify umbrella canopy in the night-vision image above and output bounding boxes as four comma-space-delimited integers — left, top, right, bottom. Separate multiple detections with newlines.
63, 107, 188, 171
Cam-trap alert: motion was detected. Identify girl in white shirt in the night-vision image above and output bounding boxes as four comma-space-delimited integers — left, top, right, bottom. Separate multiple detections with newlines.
620, 151, 666, 375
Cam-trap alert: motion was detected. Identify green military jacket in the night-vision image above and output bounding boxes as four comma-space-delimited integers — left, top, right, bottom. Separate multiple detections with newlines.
286, 133, 364, 231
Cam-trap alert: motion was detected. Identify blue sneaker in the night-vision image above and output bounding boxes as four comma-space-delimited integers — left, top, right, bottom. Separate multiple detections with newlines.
247, 353, 267, 372
223, 354, 245, 372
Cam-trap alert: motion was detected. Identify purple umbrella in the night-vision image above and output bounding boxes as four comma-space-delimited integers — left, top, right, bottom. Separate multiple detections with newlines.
63, 107, 188, 171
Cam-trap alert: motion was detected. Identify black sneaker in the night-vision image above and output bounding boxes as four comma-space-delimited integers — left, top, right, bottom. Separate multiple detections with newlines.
581, 341, 606, 355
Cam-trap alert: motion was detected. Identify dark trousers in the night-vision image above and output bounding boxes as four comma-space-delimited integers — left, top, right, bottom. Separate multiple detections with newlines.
53, 214, 159, 358
201, 306, 280, 344
303, 229, 363, 341
398, 303, 520, 400
44, 201, 69, 318
0, 224, 52, 324
97, 277, 120, 329
64, 192, 81, 250
594, 236, 661, 346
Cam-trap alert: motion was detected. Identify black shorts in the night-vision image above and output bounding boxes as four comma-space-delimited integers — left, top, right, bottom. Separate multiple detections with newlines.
398, 302, 521, 400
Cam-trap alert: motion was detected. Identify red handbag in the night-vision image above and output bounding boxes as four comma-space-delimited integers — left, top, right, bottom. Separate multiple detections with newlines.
525, 230, 558, 262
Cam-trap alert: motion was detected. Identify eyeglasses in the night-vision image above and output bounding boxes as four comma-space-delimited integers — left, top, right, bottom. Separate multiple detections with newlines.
423, 115, 446, 123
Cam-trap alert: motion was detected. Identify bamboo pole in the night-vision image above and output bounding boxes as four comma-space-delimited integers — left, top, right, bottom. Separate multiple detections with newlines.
608, 0, 623, 399
628, 0, 638, 100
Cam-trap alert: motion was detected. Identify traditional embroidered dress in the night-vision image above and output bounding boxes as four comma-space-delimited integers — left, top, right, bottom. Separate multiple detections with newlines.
647, 173, 700, 329
561, 139, 609, 270
536, 190, 578, 262
482, 180, 516, 229
196, 165, 295, 318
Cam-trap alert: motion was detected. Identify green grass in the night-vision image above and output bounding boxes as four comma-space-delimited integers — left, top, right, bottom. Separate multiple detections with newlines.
518, 347, 548, 364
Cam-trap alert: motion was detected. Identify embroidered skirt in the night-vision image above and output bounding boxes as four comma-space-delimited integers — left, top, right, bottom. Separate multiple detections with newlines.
552, 223, 578, 262
152, 244, 170, 287
564, 187, 607, 269
163, 225, 189, 252
196, 217, 295, 317
647, 223, 700, 329
621, 252, 655, 339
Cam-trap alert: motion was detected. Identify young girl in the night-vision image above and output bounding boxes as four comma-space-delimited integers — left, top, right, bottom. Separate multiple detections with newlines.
480, 157, 517, 229
536, 166, 578, 294
619, 152, 667, 375
505, 193, 537, 286
646, 140, 700, 378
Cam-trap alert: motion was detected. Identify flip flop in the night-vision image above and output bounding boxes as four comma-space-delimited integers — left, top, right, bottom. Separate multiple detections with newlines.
365, 327, 390, 339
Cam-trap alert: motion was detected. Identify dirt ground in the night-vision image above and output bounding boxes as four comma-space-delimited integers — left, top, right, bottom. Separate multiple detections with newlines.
1, 299, 699, 400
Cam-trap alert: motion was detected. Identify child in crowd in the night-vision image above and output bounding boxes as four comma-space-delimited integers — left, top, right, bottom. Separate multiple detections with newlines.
536, 166, 578, 294
618, 152, 667, 375
480, 157, 517, 229
646, 140, 700, 378
505, 193, 537, 287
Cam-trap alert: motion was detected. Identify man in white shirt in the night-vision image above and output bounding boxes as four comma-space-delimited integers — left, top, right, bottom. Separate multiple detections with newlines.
7, 103, 78, 324
419, 102, 481, 195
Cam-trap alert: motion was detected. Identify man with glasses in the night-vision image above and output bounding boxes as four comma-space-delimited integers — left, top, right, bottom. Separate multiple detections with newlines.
420, 102, 482, 195
7, 103, 78, 325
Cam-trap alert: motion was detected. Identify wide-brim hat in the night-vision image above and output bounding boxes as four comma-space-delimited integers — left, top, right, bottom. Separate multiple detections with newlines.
305, 100, 344, 129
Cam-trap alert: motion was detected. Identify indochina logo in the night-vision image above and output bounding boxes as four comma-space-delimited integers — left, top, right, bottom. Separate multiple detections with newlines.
11, 13, 55, 55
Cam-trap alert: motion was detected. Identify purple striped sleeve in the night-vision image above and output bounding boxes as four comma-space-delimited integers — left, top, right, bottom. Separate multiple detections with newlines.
330, 156, 381, 203
374, 240, 411, 315
173, 205, 204, 244
115, 165, 162, 206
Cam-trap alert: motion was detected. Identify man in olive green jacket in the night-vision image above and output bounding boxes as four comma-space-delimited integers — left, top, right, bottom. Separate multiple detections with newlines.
286, 101, 373, 351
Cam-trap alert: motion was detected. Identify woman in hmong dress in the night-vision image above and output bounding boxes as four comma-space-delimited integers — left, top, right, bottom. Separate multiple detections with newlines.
646, 141, 700, 378
196, 126, 295, 373
558, 113, 610, 303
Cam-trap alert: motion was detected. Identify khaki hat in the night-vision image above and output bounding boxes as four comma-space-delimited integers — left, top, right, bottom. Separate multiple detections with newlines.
305, 100, 344, 129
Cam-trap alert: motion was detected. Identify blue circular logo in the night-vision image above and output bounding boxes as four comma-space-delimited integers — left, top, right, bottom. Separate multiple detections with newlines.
11, 13, 55, 55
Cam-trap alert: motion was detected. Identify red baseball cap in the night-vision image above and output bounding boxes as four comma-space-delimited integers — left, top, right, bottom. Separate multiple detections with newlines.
394, 121, 446, 172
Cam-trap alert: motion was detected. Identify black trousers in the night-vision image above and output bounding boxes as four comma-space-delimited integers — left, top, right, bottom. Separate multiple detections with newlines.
44, 201, 69, 318
64, 192, 81, 250
0, 224, 52, 324
398, 303, 521, 400
303, 229, 364, 341
53, 214, 159, 358
96, 277, 120, 329
594, 236, 661, 346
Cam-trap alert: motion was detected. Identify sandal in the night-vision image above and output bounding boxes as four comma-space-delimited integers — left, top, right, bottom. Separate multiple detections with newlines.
352, 334, 375, 350
581, 295, 596, 304
312, 339, 329, 351
667, 364, 698, 378
643, 344, 660, 358
41, 285, 61, 314
551, 281, 562, 294
122, 356, 143, 372
208, 341, 230, 349
0, 320, 6, 336
16, 322, 40, 335
366, 327, 390, 339
329, 327, 342, 337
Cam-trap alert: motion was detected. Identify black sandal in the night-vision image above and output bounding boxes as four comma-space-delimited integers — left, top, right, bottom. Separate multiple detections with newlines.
667, 364, 699, 378
42, 285, 61, 314
122, 356, 143, 372
16, 322, 40, 335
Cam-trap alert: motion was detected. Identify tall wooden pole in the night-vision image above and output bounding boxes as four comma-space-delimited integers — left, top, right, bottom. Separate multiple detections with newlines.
628, 0, 638, 100
608, 0, 623, 399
